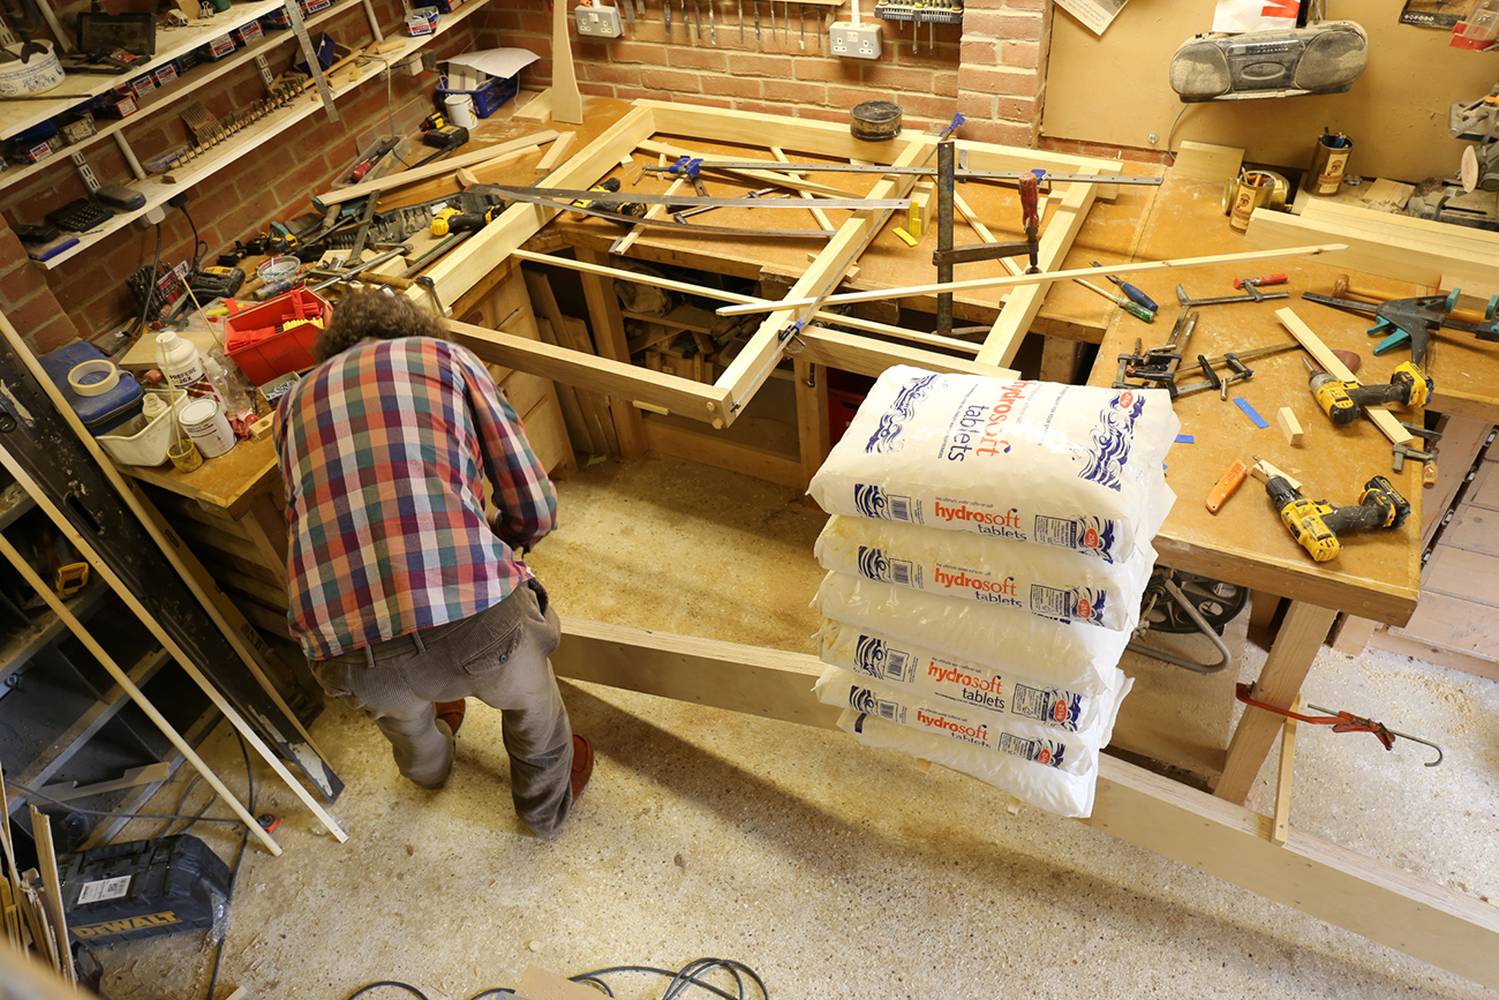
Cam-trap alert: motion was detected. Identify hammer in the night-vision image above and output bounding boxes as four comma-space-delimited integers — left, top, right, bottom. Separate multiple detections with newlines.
1332, 274, 1496, 327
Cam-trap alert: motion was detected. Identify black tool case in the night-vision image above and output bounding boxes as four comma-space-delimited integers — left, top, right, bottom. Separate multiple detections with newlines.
60, 834, 231, 945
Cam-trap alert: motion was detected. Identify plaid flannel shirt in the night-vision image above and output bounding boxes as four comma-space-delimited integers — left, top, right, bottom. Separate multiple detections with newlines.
275, 336, 557, 660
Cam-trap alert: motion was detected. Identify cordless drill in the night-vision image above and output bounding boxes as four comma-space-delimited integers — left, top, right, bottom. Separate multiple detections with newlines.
430, 204, 502, 236
1265, 474, 1410, 562
1304, 358, 1433, 425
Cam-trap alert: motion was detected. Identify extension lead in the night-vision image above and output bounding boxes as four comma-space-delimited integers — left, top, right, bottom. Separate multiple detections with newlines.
344, 957, 770, 1000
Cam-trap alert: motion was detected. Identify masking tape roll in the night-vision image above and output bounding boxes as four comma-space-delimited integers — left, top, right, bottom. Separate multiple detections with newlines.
68, 358, 120, 397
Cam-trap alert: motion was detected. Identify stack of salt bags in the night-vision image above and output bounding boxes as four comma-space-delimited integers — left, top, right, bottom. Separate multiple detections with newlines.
805, 366, 1179, 818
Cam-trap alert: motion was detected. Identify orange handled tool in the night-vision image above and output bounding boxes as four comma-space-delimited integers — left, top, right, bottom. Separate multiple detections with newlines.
1234, 273, 1288, 289
1205, 459, 1248, 514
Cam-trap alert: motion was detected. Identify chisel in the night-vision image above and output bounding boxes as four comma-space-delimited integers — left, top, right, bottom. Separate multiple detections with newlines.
738, 0, 744, 40
708, 0, 716, 43
1074, 278, 1156, 323
665, 0, 672, 33
753, 0, 761, 46
798, 2, 804, 48
769, 0, 777, 42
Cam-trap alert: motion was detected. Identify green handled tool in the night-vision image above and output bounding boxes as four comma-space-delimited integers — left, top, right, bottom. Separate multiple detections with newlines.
1074, 277, 1155, 323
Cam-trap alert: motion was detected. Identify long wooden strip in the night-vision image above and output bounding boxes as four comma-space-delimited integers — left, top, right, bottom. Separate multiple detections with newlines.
28, 809, 72, 985
535, 131, 576, 172
313, 130, 561, 209
1274, 307, 1415, 446
548, 618, 1499, 992
772, 146, 834, 232
636, 138, 864, 200
717, 244, 1349, 316
0, 531, 282, 857
0, 760, 26, 950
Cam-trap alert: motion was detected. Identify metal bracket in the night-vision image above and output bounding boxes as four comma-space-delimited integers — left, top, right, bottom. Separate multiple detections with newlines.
255, 54, 276, 88
283, 0, 339, 123
69, 152, 100, 194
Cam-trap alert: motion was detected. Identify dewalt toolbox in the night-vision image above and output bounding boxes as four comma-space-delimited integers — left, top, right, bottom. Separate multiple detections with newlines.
60, 835, 231, 945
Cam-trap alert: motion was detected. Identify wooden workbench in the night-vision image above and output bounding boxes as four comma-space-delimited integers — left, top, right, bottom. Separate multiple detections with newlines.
1082, 172, 1499, 802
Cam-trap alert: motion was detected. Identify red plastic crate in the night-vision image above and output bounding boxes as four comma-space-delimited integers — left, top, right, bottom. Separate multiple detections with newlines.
223, 288, 331, 384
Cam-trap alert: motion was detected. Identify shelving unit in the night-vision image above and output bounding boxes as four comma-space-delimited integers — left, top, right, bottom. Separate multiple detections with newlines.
36, 0, 493, 269
0, 581, 108, 690
0, 0, 366, 197
0, 0, 287, 143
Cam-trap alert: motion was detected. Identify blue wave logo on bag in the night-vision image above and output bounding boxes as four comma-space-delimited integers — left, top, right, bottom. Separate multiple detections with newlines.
1079, 390, 1147, 492
853, 633, 887, 677
853, 482, 888, 518
848, 686, 881, 715
1078, 515, 1118, 564
856, 545, 891, 583
865, 373, 938, 454
1073, 587, 1106, 625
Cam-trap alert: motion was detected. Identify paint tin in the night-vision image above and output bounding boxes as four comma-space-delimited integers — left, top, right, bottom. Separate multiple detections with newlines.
1308, 130, 1352, 196
444, 93, 477, 129
850, 100, 902, 142
1228, 169, 1276, 232
178, 397, 236, 458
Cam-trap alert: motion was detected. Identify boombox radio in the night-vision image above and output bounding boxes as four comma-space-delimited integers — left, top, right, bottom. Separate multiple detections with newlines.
1170, 20, 1368, 102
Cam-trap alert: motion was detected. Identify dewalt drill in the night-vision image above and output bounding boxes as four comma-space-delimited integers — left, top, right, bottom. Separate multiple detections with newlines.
1265, 474, 1410, 562
1303, 358, 1433, 425
430, 204, 502, 237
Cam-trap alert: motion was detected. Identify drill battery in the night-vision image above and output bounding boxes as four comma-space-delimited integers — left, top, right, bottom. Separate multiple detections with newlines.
61, 835, 231, 945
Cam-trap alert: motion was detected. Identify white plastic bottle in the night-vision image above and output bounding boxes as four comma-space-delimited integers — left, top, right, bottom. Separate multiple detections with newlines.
156, 331, 220, 402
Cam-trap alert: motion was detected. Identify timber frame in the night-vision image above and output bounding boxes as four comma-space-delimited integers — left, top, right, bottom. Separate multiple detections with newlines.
425, 102, 1498, 989
416, 100, 1122, 426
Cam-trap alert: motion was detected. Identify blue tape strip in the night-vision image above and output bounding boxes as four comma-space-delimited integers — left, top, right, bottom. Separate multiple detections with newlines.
1235, 398, 1269, 429
1175, 434, 1195, 444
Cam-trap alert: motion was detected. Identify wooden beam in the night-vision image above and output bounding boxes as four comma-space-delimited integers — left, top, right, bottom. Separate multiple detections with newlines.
771, 146, 835, 232
1274, 308, 1415, 447
27, 809, 72, 986
715, 138, 931, 418
549, 618, 1499, 992
548, 0, 583, 125
716, 244, 1350, 316
0, 530, 283, 857
977, 163, 1111, 366
446, 318, 730, 424
800, 326, 1018, 380
636, 138, 863, 200
1216, 600, 1337, 803
1272, 700, 1298, 846
577, 248, 652, 451
313, 131, 560, 208
535, 131, 576, 172
1246, 207, 1499, 288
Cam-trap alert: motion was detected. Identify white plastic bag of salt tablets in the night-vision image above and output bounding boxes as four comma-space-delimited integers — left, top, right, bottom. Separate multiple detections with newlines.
807, 367, 1179, 564
814, 514, 1154, 632
817, 618, 1130, 737
814, 665, 1120, 775
836, 708, 1099, 818
814, 573, 1130, 696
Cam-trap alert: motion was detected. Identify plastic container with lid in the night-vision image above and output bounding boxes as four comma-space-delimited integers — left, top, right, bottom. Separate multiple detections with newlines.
39, 342, 143, 434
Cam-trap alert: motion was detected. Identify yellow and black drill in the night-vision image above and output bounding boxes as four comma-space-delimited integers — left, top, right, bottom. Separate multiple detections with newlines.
430, 204, 502, 237
1303, 358, 1432, 425
1265, 473, 1410, 562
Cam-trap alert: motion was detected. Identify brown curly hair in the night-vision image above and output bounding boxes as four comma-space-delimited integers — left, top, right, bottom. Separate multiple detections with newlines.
313, 290, 447, 362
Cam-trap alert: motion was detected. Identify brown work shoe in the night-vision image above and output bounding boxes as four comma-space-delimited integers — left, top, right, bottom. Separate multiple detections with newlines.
570, 734, 594, 802
435, 699, 466, 735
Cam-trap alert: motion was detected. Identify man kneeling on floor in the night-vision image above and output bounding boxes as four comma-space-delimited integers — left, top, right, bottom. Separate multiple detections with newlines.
274, 291, 591, 838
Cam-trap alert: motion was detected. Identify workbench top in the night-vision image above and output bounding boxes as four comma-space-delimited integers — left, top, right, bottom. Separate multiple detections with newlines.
1085, 173, 1446, 626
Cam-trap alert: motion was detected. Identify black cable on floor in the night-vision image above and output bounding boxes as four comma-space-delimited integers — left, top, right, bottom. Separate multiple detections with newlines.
345, 983, 432, 999
345, 956, 769, 1000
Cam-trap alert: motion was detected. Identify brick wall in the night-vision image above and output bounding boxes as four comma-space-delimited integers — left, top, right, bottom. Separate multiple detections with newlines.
478, 0, 1049, 140
0, 0, 481, 354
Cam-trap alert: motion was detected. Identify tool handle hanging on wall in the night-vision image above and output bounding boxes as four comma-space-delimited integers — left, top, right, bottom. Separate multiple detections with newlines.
1234, 684, 1444, 766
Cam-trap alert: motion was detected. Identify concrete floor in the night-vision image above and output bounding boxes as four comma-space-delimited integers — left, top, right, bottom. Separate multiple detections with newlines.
100, 459, 1499, 1000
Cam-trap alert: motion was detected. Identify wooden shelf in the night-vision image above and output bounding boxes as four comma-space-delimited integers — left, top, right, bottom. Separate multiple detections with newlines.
0, 0, 287, 143
37, 0, 494, 269
0, 581, 109, 686
0, 0, 364, 197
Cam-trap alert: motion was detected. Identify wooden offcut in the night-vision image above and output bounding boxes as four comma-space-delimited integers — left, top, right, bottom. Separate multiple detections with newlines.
1277, 407, 1305, 446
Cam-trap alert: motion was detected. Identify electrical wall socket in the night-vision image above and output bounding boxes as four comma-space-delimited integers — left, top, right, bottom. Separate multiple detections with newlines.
829, 21, 881, 59
575, 4, 623, 37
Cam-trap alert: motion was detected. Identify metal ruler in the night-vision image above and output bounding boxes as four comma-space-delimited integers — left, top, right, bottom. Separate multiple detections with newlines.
283, 0, 339, 122
477, 184, 909, 211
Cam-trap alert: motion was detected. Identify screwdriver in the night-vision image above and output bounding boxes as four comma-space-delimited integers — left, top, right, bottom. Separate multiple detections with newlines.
1090, 259, 1158, 314
1074, 277, 1156, 323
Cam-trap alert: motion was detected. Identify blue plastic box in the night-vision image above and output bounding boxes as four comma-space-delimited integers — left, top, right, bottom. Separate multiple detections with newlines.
39, 342, 143, 434
434, 72, 519, 119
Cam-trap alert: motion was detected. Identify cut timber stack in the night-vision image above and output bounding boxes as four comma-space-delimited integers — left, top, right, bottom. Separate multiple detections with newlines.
1245, 203, 1499, 290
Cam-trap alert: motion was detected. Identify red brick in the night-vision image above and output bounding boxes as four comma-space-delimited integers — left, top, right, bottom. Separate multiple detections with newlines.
1003, 0, 1046, 10
0, 259, 42, 309
957, 92, 996, 120
667, 47, 729, 71
898, 93, 957, 119
732, 100, 782, 116
796, 106, 847, 125
761, 79, 827, 105
964, 118, 1035, 147
962, 9, 1043, 39
727, 53, 794, 77
610, 40, 668, 63
580, 82, 614, 98
28, 313, 77, 353
932, 70, 959, 96
586, 62, 643, 85
857, 64, 934, 93
706, 75, 764, 99
793, 58, 859, 84
960, 65, 1039, 98
960, 38, 998, 64
640, 67, 703, 92
997, 95, 1038, 123
6, 289, 63, 338
1001, 40, 1040, 69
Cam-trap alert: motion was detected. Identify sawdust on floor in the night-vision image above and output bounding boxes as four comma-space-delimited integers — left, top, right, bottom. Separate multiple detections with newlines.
97, 458, 1499, 1000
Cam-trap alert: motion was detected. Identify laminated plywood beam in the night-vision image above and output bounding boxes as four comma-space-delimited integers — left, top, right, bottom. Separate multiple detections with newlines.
1246, 208, 1499, 288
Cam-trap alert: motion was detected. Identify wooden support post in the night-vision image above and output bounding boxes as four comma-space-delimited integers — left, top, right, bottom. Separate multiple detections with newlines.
1272, 699, 1298, 846
548, 617, 1499, 991
793, 358, 830, 488
0, 532, 283, 856
576, 248, 651, 454
28, 809, 73, 986
1039, 337, 1084, 383
1216, 600, 1337, 803
548, 0, 583, 125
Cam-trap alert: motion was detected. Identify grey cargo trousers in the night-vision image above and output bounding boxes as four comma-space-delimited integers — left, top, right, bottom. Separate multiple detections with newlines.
309, 581, 575, 837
